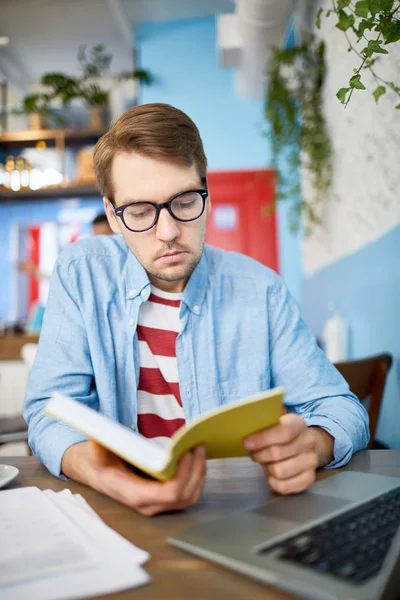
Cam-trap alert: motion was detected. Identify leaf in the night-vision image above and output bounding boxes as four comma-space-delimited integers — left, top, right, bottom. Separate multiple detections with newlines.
384, 20, 400, 44
396, 104, 400, 109
373, 85, 386, 102
337, 87, 351, 103
316, 7, 324, 29
337, 0, 351, 7
381, 0, 395, 10
357, 18, 375, 38
336, 10, 356, 31
355, 1, 370, 17
368, 39, 389, 53
368, 0, 382, 15
349, 74, 366, 89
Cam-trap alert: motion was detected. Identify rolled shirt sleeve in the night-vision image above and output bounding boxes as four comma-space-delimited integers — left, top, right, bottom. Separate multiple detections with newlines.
268, 275, 370, 468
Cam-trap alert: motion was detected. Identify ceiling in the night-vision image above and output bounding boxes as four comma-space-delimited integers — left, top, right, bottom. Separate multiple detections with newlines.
0, 0, 234, 90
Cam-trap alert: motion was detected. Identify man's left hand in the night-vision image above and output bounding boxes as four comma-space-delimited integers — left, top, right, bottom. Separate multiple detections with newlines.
244, 414, 334, 495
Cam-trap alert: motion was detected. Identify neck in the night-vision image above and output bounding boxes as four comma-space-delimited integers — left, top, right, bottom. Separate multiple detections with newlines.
148, 275, 188, 293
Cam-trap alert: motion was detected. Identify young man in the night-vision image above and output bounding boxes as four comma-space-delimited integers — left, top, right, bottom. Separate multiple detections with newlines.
24, 103, 369, 516
91, 212, 113, 236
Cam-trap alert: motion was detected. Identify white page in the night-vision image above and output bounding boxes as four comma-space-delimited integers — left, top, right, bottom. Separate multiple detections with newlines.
0, 487, 103, 588
0, 487, 150, 600
46, 392, 168, 471
44, 489, 102, 521
44, 489, 150, 565
1, 562, 150, 600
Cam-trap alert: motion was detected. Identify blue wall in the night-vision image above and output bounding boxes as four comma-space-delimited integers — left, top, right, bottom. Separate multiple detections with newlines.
303, 224, 400, 448
137, 17, 302, 302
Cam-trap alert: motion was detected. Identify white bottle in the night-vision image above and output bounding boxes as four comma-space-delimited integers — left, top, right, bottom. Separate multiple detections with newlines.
322, 304, 349, 363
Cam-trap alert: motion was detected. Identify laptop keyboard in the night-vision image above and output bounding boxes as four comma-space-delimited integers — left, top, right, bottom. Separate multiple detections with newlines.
260, 485, 400, 585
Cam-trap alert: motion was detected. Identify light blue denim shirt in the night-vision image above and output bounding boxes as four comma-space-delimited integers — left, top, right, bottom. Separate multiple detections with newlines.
24, 234, 369, 478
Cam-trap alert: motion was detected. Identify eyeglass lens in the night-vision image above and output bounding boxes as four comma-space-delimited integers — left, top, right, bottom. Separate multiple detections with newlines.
122, 191, 204, 232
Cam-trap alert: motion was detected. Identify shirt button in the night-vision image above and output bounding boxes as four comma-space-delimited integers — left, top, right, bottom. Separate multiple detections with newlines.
129, 318, 135, 327
128, 289, 136, 298
186, 387, 191, 398
141, 288, 148, 299
131, 424, 136, 431
193, 305, 200, 314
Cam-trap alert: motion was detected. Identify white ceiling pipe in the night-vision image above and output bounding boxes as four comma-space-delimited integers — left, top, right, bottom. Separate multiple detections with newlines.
234, 0, 293, 99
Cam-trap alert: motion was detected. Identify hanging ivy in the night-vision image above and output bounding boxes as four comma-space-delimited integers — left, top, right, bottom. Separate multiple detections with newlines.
265, 36, 332, 233
317, 0, 400, 108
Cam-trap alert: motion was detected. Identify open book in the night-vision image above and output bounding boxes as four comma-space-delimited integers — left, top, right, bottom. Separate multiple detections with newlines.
44, 388, 283, 481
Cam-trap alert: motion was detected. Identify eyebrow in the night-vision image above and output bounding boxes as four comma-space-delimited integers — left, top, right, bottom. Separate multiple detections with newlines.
121, 184, 203, 205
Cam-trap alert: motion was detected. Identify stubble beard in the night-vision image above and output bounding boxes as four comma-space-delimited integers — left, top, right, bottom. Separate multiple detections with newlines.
147, 227, 206, 283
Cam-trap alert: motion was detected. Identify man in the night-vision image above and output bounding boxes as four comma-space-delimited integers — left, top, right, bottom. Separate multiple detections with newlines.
91, 212, 113, 236
24, 103, 369, 517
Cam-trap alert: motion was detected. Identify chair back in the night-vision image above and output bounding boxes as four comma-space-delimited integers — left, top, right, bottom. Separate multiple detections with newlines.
334, 353, 392, 448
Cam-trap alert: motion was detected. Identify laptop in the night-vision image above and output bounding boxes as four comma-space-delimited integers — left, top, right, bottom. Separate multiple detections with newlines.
168, 471, 400, 600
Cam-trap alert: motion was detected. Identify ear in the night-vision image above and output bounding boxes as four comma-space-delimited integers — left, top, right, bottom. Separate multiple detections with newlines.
205, 191, 212, 217
103, 197, 122, 234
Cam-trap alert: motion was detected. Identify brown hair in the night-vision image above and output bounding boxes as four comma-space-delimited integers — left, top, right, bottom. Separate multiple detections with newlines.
93, 103, 208, 204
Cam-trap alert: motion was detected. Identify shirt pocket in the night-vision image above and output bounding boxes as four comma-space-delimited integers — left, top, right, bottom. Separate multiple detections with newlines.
218, 372, 270, 405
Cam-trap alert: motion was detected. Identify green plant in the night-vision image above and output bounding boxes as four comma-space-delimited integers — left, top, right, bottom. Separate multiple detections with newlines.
15, 44, 152, 124
12, 92, 64, 125
43, 44, 152, 108
265, 36, 332, 233
316, 0, 400, 108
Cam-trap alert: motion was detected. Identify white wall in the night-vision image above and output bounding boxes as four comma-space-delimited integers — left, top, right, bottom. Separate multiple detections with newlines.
301, 0, 400, 277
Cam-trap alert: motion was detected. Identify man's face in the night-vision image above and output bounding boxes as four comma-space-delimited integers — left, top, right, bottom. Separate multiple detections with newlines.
104, 152, 210, 293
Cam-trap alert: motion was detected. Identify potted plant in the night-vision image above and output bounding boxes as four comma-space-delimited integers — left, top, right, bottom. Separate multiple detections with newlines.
40, 44, 153, 129
12, 92, 55, 130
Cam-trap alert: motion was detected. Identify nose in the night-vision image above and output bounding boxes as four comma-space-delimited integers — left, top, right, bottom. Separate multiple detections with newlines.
155, 206, 180, 242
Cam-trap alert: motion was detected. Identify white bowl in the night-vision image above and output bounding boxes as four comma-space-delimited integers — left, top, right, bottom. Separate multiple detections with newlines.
0, 464, 19, 489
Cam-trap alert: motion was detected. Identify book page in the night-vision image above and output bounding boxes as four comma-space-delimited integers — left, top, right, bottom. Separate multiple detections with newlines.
45, 393, 168, 472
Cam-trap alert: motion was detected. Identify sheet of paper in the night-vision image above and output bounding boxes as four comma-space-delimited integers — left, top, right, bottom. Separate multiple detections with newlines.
44, 488, 150, 566
44, 489, 102, 521
0, 487, 103, 588
0, 486, 150, 600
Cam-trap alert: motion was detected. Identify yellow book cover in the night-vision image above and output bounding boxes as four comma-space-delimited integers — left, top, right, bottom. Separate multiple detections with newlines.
44, 387, 283, 481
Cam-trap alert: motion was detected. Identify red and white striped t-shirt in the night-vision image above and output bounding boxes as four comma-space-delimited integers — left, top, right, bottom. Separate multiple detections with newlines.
136, 286, 185, 447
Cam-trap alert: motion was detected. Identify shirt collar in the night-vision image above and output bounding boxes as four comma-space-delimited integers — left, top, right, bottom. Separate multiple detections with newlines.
181, 249, 208, 315
124, 247, 150, 300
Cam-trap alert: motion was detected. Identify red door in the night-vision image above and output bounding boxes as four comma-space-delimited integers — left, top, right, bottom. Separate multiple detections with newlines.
205, 169, 279, 272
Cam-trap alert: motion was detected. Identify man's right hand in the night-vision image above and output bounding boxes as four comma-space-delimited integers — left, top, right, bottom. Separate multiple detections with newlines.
61, 440, 207, 516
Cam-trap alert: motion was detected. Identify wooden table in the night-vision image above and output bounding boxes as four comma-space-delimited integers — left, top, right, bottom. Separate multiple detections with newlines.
1, 451, 400, 599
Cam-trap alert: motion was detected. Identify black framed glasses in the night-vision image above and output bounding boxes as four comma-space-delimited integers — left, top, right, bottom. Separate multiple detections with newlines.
108, 189, 208, 233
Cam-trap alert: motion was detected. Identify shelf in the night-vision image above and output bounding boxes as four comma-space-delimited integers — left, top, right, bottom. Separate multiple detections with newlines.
0, 183, 101, 201
0, 128, 107, 149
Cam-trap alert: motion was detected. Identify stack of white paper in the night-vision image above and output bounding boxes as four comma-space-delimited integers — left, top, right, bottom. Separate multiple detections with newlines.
0, 486, 150, 599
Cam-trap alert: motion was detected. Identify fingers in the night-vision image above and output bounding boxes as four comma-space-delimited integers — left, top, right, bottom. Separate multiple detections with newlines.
181, 445, 207, 504
249, 426, 316, 464
244, 413, 307, 451
243, 415, 319, 497
267, 468, 316, 495
133, 446, 207, 516
262, 451, 318, 481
